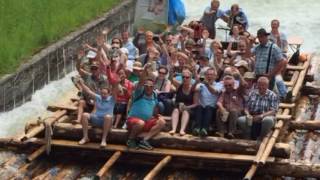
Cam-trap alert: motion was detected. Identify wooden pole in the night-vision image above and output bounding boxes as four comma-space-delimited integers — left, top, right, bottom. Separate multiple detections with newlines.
259, 120, 284, 165
19, 109, 67, 141
52, 123, 290, 158
27, 145, 46, 162
290, 120, 320, 130
254, 133, 271, 163
144, 155, 172, 180
243, 164, 258, 180
292, 58, 311, 100
95, 151, 122, 179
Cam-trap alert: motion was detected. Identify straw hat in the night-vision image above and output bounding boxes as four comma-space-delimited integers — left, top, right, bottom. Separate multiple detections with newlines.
243, 72, 255, 79
234, 60, 249, 71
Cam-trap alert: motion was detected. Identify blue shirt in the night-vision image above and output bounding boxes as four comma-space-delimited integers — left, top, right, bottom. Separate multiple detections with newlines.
198, 82, 223, 107
252, 41, 283, 75
128, 87, 158, 121
95, 95, 116, 117
123, 41, 138, 61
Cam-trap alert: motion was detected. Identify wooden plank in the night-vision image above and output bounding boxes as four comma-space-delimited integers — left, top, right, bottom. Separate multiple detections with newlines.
50, 139, 275, 163
276, 114, 292, 120
144, 155, 172, 180
286, 65, 305, 71
27, 145, 46, 162
95, 151, 122, 179
47, 104, 77, 111
284, 71, 300, 87
279, 103, 295, 109
292, 59, 311, 99
290, 120, 320, 130
53, 123, 290, 158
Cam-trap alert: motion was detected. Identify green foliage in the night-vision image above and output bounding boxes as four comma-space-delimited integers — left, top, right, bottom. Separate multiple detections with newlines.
0, 0, 121, 76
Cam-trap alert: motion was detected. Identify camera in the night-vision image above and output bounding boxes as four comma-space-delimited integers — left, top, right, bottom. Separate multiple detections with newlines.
153, 36, 160, 42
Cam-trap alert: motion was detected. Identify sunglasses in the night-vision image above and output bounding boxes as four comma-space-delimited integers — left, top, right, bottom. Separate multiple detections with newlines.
144, 84, 154, 87
159, 71, 166, 75
91, 67, 98, 71
224, 84, 233, 88
183, 76, 191, 79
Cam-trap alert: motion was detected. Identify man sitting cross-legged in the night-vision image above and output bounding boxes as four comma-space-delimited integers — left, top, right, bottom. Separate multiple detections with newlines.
126, 75, 166, 150
77, 78, 118, 148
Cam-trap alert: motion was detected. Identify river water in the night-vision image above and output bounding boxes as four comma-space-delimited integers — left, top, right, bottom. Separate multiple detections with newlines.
1, 0, 320, 140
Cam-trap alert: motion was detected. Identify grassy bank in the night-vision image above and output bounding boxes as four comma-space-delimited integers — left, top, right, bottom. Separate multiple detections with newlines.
0, 0, 121, 76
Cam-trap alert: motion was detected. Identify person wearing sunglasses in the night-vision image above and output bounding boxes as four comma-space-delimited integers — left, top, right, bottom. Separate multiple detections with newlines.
74, 61, 108, 124
216, 74, 246, 138
126, 73, 166, 150
155, 66, 174, 115
169, 69, 199, 136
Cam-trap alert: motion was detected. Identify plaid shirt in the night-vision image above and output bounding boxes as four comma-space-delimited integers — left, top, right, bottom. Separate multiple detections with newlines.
252, 41, 283, 75
246, 89, 279, 114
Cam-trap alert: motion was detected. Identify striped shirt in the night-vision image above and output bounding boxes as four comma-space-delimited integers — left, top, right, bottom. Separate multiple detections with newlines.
246, 89, 279, 114
252, 41, 283, 75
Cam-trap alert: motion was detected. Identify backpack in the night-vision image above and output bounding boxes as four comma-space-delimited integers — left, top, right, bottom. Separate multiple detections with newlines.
289, 49, 300, 65
132, 89, 157, 103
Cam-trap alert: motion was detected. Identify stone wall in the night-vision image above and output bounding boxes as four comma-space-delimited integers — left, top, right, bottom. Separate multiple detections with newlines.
0, 0, 136, 112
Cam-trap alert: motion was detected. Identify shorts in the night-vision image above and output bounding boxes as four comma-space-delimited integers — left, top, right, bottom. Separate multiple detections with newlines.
89, 114, 113, 127
113, 103, 128, 114
127, 117, 158, 132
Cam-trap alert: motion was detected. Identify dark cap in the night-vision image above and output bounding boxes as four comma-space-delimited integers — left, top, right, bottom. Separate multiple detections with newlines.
257, 28, 270, 36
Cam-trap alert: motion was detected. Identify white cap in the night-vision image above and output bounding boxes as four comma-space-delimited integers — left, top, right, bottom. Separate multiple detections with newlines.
120, 47, 129, 55
86, 50, 97, 59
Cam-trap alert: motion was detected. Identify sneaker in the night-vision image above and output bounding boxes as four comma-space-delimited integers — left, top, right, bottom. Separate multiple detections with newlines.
226, 133, 235, 139
215, 132, 225, 138
138, 139, 153, 150
192, 128, 200, 136
126, 139, 138, 149
199, 128, 208, 137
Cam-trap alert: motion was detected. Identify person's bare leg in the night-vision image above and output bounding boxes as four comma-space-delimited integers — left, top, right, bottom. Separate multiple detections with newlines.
169, 108, 179, 134
79, 113, 90, 144
76, 100, 86, 123
180, 110, 190, 136
128, 120, 145, 139
113, 114, 122, 128
101, 115, 113, 147
142, 118, 166, 140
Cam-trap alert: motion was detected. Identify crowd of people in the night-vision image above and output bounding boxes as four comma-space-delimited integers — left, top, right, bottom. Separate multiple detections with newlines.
71, 0, 293, 150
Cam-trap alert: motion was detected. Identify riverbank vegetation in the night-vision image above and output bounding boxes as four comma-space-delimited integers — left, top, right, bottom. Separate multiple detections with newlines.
0, 0, 121, 77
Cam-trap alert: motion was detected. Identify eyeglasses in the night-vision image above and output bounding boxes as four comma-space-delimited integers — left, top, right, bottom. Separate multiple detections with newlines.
224, 84, 233, 88
183, 76, 191, 79
144, 85, 154, 88
112, 41, 120, 44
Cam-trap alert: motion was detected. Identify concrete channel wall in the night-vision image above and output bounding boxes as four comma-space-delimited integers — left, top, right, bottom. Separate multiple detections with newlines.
0, 0, 136, 112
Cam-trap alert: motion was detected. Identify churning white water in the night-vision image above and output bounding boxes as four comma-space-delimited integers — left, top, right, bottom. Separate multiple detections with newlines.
1, 0, 320, 137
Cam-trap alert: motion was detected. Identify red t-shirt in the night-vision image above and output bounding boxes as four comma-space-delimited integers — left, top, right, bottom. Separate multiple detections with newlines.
117, 79, 134, 103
